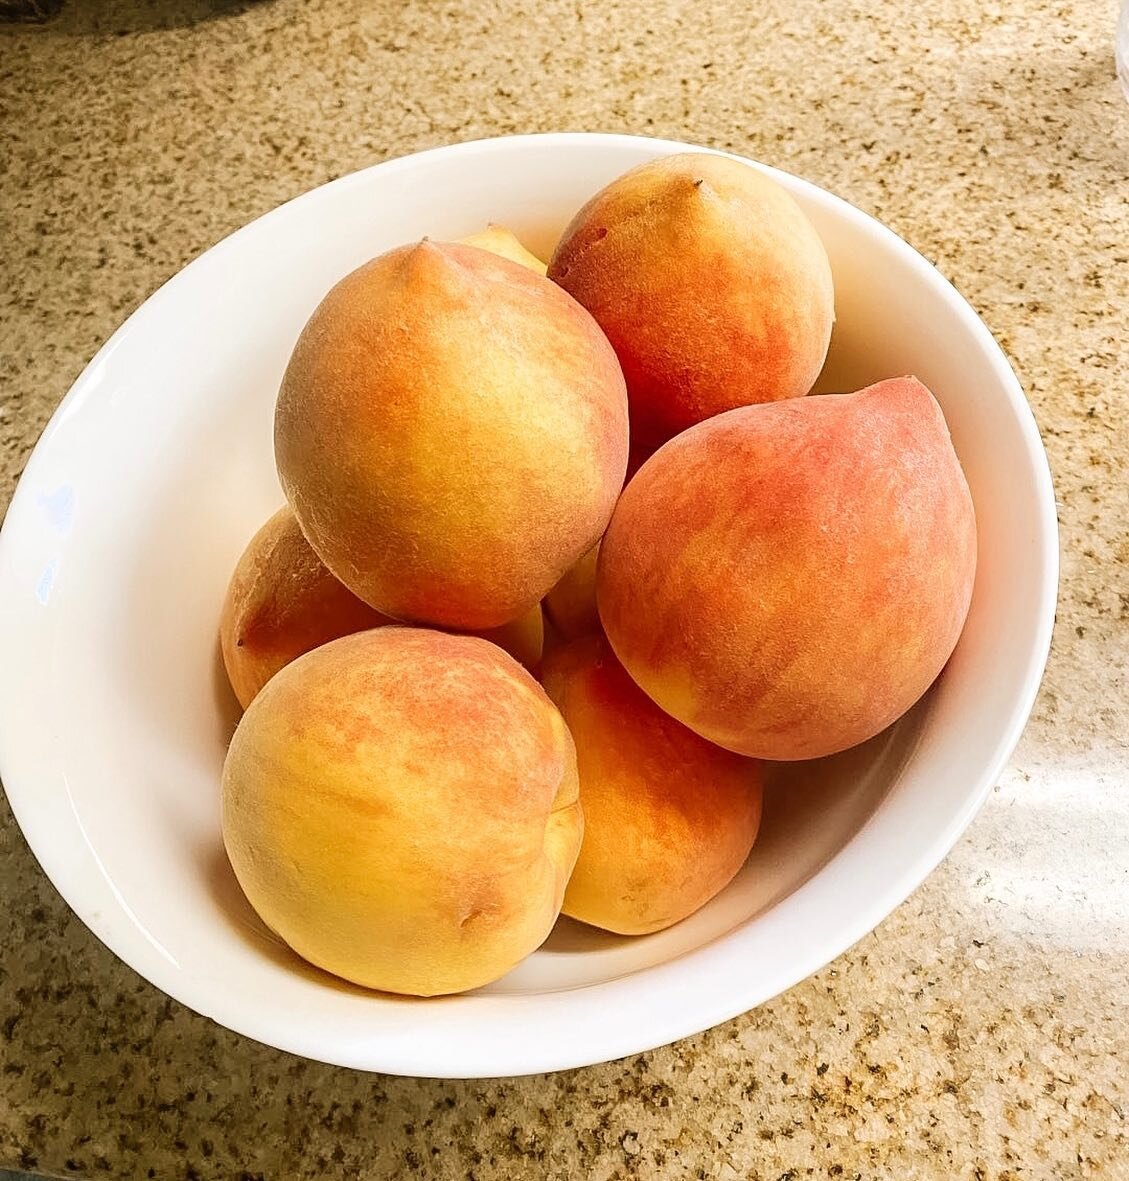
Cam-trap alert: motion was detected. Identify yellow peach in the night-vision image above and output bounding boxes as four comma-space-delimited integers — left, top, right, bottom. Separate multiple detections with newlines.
222, 628, 583, 996
598, 378, 977, 761
221, 507, 546, 707
549, 152, 834, 452
219, 507, 385, 709
542, 635, 762, 935
276, 241, 628, 629
458, 225, 547, 274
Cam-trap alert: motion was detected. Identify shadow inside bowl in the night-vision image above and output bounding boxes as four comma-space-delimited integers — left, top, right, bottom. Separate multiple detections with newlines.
212, 635, 243, 739
540, 915, 632, 954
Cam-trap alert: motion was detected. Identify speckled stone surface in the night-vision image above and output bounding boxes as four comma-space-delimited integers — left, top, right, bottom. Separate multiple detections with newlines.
1, 0, 1127, 1177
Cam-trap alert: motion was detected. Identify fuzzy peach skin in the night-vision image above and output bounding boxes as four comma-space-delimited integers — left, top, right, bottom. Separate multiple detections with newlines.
543, 543, 601, 642
542, 635, 762, 935
222, 628, 583, 996
220, 507, 545, 708
219, 507, 385, 709
275, 241, 629, 630
597, 377, 978, 762
548, 152, 834, 453
457, 225, 547, 275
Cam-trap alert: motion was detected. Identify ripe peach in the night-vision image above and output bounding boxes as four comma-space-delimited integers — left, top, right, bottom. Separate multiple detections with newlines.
222, 628, 582, 996
598, 377, 977, 761
458, 225, 547, 274
219, 507, 384, 709
549, 152, 834, 451
542, 635, 762, 935
275, 241, 628, 629
220, 507, 544, 708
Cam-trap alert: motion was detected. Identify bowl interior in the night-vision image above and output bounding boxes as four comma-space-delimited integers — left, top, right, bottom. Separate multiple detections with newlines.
0, 134, 1056, 1075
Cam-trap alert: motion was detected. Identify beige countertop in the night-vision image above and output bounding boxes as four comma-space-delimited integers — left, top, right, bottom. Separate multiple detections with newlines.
2, 0, 1127, 1177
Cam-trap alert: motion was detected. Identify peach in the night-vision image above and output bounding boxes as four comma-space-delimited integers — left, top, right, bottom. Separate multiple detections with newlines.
484, 600, 545, 677
457, 225, 547, 274
543, 543, 601, 641
275, 241, 628, 630
219, 507, 385, 709
220, 506, 545, 708
548, 152, 834, 452
598, 377, 977, 761
222, 628, 583, 996
542, 635, 762, 935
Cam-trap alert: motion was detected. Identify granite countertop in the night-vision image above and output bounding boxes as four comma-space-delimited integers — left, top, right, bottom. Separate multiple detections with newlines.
2, 0, 1127, 1177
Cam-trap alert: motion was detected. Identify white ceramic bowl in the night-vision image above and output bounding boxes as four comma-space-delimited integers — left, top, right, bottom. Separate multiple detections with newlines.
0, 133, 1057, 1078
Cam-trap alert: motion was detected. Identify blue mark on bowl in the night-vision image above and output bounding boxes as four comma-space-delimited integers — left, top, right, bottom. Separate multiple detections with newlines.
36, 484, 75, 535
35, 557, 58, 605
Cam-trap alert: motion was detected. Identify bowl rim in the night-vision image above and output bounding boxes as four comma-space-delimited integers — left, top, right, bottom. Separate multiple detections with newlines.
0, 131, 1059, 1077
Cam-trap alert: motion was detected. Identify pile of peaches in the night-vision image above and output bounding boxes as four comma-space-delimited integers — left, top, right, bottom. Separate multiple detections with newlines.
219, 154, 976, 998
